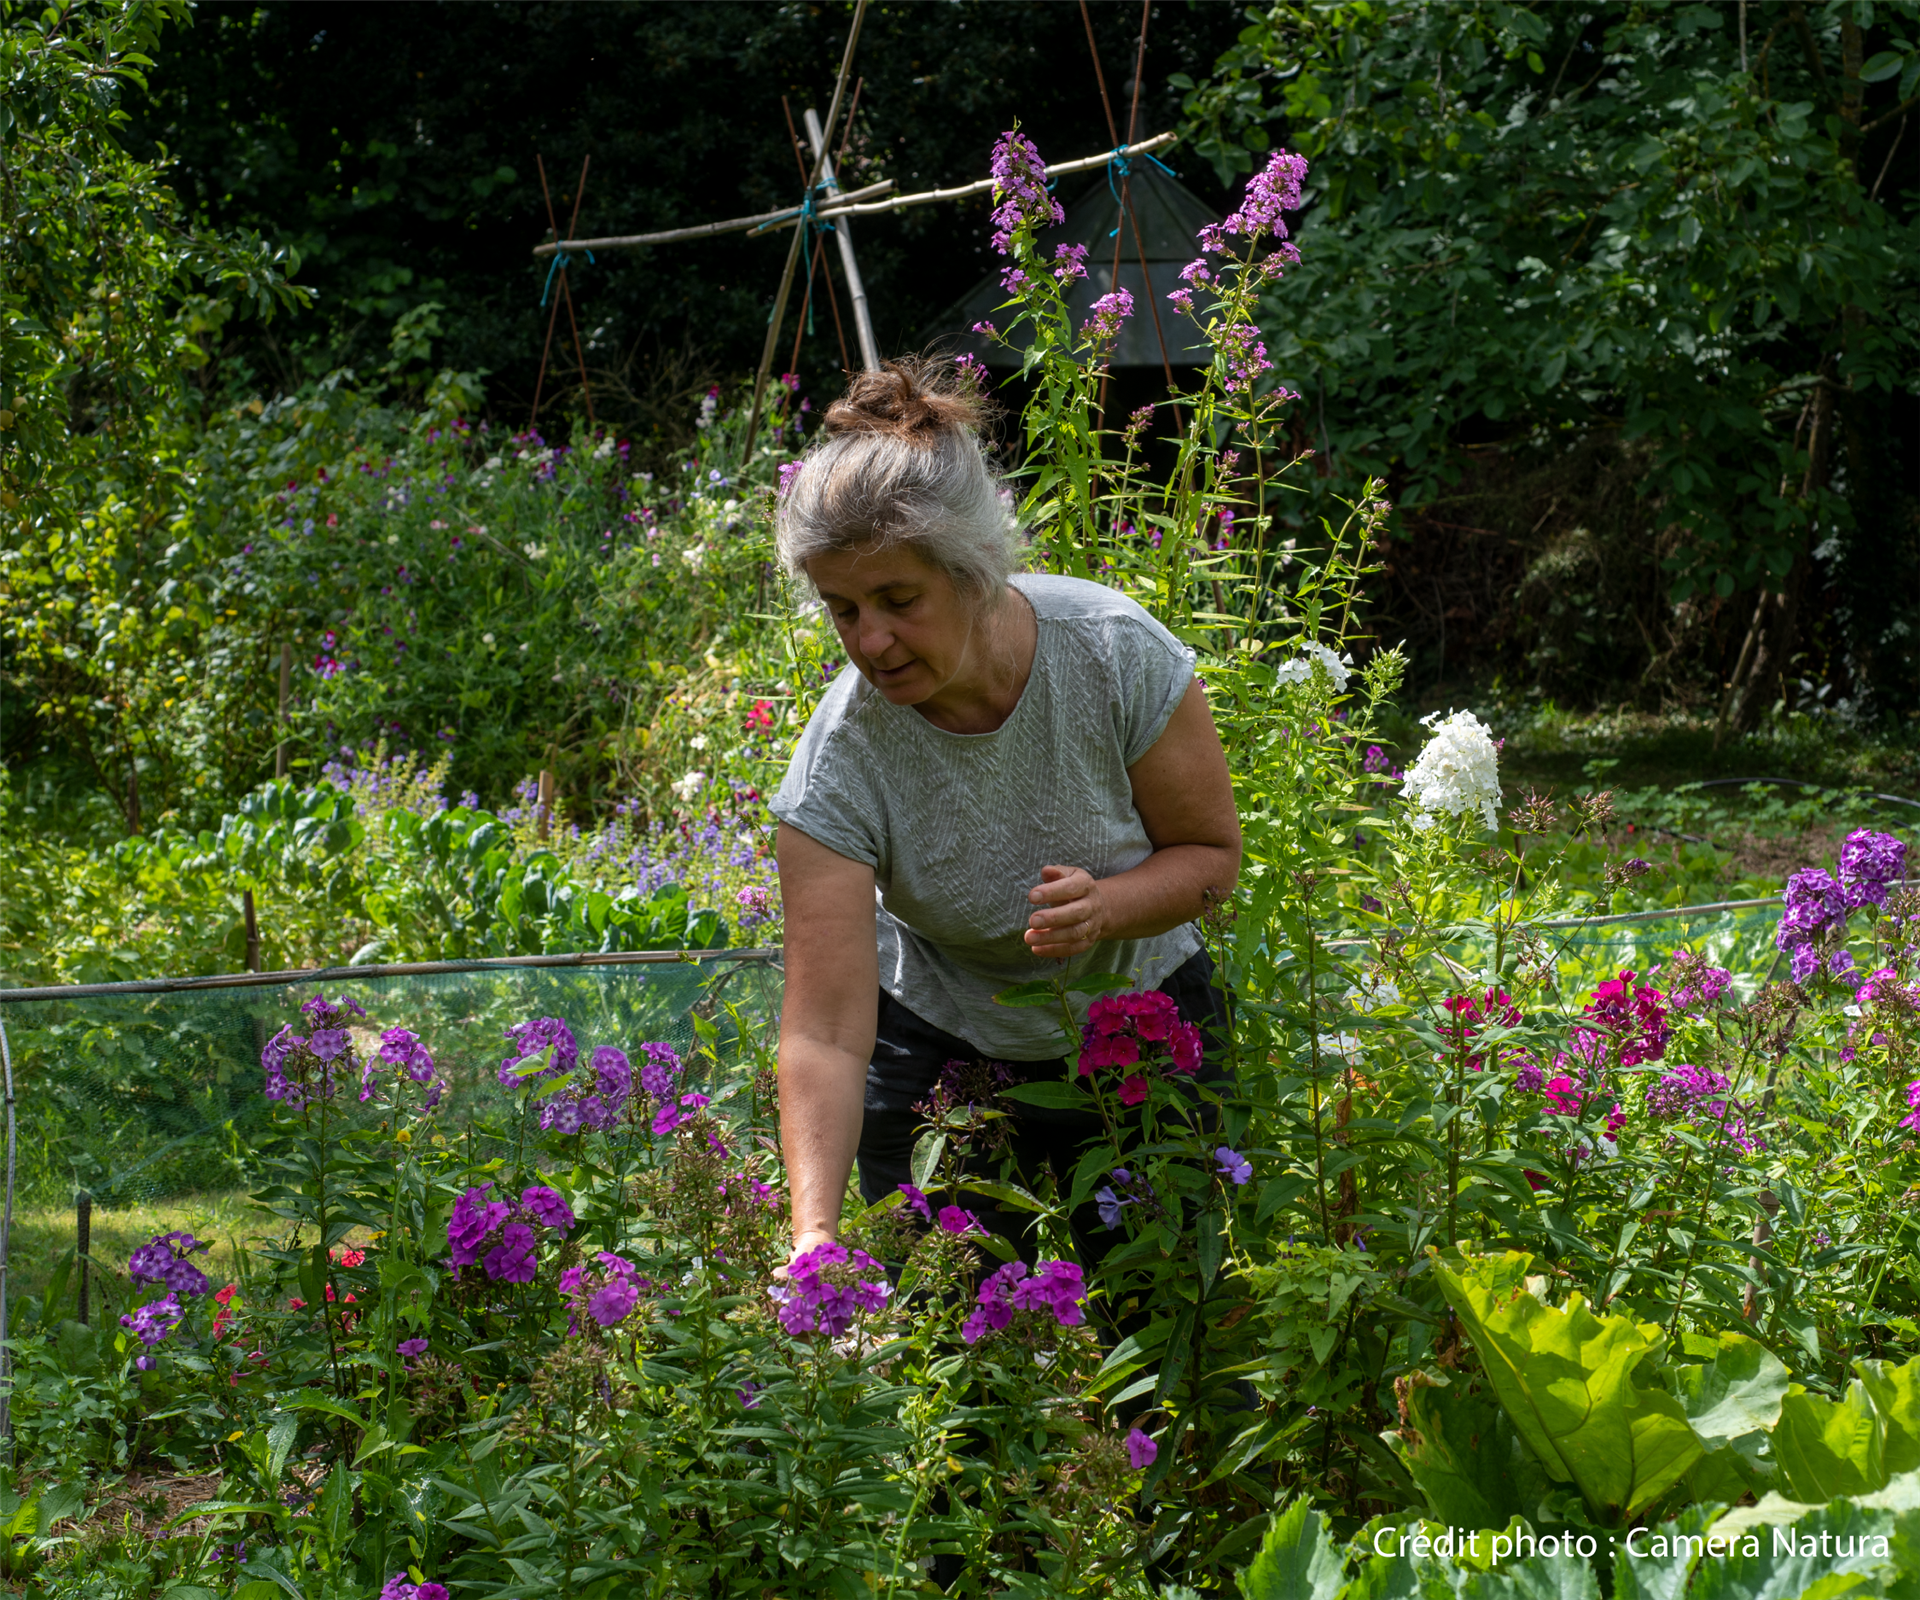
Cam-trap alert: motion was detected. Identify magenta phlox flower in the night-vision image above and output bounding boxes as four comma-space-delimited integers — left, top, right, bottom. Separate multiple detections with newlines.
937, 1205, 984, 1236
1010, 1259, 1086, 1325
122, 1294, 184, 1347
770, 1241, 891, 1338
1082, 288, 1133, 345
1079, 990, 1204, 1090
500, 1017, 578, 1087
776, 460, 803, 497
1514, 1056, 1547, 1093
1439, 987, 1522, 1071
1900, 1079, 1920, 1134
1841, 829, 1907, 909
988, 129, 1062, 254
379, 1577, 450, 1600
1178, 257, 1212, 286
962, 1260, 1027, 1343
397, 1337, 429, 1366
1000, 265, 1032, 296
1126, 1428, 1158, 1468
652, 1091, 710, 1136
972, 318, 997, 337
1116, 1073, 1149, 1105
301, 993, 365, 1027
898, 1183, 933, 1223
520, 1186, 575, 1231
1220, 149, 1309, 244
1559, 971, 1670, 1071
1053, 242, 1089, 283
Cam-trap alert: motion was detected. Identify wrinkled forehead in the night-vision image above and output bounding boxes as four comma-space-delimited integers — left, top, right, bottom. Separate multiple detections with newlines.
804, 540, 952, 600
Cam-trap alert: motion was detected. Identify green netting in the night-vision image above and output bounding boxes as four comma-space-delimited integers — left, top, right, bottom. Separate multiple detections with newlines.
0, 955, 783, 1213
1543, 902, 1782, 993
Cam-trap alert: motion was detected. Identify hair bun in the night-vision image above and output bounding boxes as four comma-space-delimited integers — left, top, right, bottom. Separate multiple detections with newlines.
821, 356, 987, 444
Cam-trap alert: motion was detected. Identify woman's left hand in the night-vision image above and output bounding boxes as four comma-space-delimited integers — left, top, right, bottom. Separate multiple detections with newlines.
1024, 864, 1107, 958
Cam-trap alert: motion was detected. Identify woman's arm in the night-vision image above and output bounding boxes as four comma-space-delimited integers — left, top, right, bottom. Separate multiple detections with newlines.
1024, 678, 1241, 958
775, 822, 880, 1252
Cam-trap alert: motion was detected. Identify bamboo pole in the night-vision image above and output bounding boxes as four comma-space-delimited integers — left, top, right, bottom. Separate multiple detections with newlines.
532, 179, 896, 257
742, 0, 869, 461
803, 106, 880, 371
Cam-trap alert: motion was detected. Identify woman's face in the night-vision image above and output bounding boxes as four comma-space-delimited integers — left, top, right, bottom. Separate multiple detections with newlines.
807, 544, 979, 709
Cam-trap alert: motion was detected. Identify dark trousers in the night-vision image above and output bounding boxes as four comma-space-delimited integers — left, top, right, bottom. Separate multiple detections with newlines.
855, 949, 1232, 1270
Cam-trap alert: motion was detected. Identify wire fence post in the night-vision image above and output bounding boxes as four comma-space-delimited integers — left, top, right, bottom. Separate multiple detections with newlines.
0, 1012, 16, 1450
537, 770, 555, 842
76, 1190, 91, 1326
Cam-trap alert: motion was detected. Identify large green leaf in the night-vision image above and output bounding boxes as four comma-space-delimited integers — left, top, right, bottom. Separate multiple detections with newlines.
1239, 1498, 1348, 1600
1674, 1333, 1792, 1448
1772, 1383, 1887, 1505
1431, 1251, 1704, 1523
1392, 1373, 1551, 1531
1692, 1497, 1911, 1600
1857, 1357, 1920, 1479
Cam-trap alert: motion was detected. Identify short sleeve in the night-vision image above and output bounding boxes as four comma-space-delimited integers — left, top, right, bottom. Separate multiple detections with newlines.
769, 686, 888, 874
1106, 608, 1195, 767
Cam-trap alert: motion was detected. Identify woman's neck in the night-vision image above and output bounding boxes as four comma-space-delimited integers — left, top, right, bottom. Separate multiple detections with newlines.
912, 584, 1037, 735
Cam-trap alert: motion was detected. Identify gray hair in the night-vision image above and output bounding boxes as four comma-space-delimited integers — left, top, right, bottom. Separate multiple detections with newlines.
775, 359, 1021, 608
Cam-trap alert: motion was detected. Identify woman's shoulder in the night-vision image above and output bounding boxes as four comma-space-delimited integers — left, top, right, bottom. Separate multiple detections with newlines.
1014, 573, 1191, 661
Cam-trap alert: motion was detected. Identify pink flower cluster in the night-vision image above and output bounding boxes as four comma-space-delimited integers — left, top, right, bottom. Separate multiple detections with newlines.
1078, 990, 1203, 1106
1082, 288, 1134, 347
1849, 967, 1920, 1067
1560, 971, 1670, 1072
1439, 987, 1521, 1071
770, 1241, 892, 1338
1168, 148, 1309, 317
962, 1259, 1085, 1343
446, 1182, 576, 1283
1657, 952, 1733, 1013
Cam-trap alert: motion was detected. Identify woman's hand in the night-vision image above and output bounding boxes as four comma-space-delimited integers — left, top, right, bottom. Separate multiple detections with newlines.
1024, 864, 1109, 958
774, 1228, 838, 1280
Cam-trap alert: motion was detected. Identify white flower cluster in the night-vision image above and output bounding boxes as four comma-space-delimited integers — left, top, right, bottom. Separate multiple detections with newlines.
670, 770, 707, 803
1401, 709, 1502, 831
1272, 640, 1352, 693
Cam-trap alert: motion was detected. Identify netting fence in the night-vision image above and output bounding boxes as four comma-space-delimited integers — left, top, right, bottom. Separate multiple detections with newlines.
0, 898, 1785, 1389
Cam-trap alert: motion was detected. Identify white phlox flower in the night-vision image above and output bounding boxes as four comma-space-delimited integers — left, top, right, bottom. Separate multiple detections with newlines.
1401, 709, 1501, 831
1272, 640, 1353, 693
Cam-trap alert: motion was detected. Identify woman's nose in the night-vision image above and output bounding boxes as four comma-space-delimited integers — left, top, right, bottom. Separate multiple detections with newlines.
857, 615, 894, 659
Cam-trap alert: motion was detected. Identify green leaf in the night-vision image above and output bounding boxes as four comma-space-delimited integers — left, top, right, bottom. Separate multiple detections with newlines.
1431, 1250, 1704, 1521
1771, 1383, 1886, 1502
1237, 1497, 1347, 1600
1000, 1079, 1086, 1109
1692, 1498, 1905, 1600
1856, 1355, 1920, 1476
910, 1132, 946, 1189
1673, 1331, 1790, 1447
1390, 1371, 1549, 1530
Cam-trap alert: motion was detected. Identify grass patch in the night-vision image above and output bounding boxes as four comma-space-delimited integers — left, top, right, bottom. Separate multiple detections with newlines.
11, 1190, 254, 1321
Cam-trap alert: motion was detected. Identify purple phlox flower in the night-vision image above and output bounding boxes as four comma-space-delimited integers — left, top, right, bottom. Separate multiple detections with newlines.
1082, 288, 1134, 346
1215, 322, 1272, 394
121, 1294, 183, 1347
999, 264, 1032, 296
500, 1017, 579, 1088
972, 318, 998, 337
1219, 149, 1310, 245
738, 1382, 765, 1409
1178, 257, 1212, 286
520, 1186, 576, 1231
1841, 828, 1907, 888
1215, 1146, 1253, 1185
1012, 1259, 1087, 1327
1658, 953, 1733, 1013
1095, 1186, 1130, 1229
639, 1042, 681, 1099
397, 1337, 429, 1367
955, 351, 989, 390
898, 1183, 933, 1223
1126, 1427, 1158, 1469
652, 1091, 710, 1136
937, 1205, 984, 1236
483, 1221, 539, 1285
587, 1276, 641, 1327
777, 460, 803, 497
961, 1260, 1026, 1343
1830, 949, 1858, 977
988, 129, 1063, 254
301, 993, 365, 1027
1646, 1062, 1734, 1123
1777, 868, 1847, 958
591, 1046, 632, 1105
770, 1241, 891, 1338
130, 1231, 212, 1297
447, 1183, 510, 1268
1790, 943, 1821, 985
1052, 242, 1089, 283
1901, 1078, 1920, 1134
378, 1027, 435, 1082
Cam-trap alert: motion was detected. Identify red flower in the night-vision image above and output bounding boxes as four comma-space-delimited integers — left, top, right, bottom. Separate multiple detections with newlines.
1117, 1074, 1149, 1106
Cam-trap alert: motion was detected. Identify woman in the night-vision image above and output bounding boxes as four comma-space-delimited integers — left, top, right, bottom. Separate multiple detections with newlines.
771, 359, 1241, 1264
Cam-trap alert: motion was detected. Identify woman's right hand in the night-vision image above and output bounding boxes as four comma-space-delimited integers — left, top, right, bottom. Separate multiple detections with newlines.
775, 1229, 838, 1279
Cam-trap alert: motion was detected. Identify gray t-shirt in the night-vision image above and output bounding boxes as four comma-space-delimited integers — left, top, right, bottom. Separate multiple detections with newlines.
771, 572, 1201, 1057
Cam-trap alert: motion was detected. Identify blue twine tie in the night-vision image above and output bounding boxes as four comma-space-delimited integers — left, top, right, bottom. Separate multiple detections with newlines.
1106, 145, 1179, 236
541, 247, 594, 307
